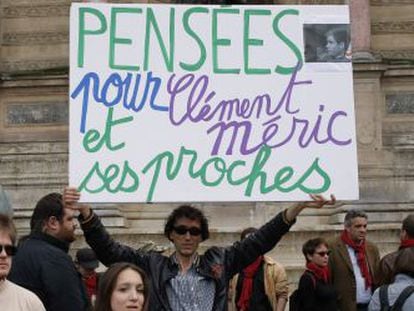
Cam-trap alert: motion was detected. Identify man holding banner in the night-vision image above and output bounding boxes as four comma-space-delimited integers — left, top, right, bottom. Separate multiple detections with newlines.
64, 187, 335, 311
68, 3, 357, 310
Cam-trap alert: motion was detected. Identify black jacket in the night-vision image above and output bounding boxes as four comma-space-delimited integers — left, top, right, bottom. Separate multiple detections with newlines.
235, 262, 273, 311
9, 233, 89, 311
81, 210, 293, 311
297, 271, 338, 311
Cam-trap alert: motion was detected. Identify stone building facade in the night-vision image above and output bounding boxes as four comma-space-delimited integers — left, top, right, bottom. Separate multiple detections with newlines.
1, 0, 414, 286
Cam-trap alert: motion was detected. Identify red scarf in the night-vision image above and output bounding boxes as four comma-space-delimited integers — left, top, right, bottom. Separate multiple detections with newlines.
341, 230, 372, 289
400, 239, 414, 250
83, 273, 98, 300
237, 256, 263, 311
306, 262, 330, 283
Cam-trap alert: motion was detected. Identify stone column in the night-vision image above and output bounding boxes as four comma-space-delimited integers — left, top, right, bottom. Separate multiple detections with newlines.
348, 0, 375, 61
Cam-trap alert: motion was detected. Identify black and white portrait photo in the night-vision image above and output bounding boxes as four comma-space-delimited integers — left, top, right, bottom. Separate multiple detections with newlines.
303, 24, 351, 63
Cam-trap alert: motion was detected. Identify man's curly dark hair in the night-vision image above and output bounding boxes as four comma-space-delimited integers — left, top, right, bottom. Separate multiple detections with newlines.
164, 205, 209, 241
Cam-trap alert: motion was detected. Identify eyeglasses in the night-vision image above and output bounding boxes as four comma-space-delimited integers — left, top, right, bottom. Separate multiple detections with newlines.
173, 226, 202, 236
315, 251, 331, 257
0, 244, 17, 256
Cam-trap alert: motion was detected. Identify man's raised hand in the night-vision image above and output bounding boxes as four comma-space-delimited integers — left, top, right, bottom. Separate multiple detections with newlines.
303, 194, 337, 209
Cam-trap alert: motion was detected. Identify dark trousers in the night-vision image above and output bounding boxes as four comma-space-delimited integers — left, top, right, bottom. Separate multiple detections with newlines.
356, 303, 369, 311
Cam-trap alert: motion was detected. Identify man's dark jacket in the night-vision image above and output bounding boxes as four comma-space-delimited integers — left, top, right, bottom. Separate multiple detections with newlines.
81, 210, 293, 311
9, 233, 89, 311
378, 245, 414, 285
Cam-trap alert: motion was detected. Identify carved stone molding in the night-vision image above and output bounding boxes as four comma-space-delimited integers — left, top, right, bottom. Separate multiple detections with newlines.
0, 141, 68, 155
375, 50, 414, 60
0, 59, 68, 73
386, 93, 414, 114
372, 21, 414, 35
2, 5, 70, 18
383, 130, 414, 150
5, 102, 68, 126
2, 32, 68, 46
371, 0, 414, 6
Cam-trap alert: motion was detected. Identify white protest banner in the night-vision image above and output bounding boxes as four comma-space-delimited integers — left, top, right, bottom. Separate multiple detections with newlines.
69, 4, 359, 202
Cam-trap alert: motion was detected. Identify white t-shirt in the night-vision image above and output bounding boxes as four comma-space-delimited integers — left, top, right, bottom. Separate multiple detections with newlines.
0, 279, 46, 311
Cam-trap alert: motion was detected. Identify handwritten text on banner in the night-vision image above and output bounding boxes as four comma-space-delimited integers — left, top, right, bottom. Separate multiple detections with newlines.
69, 4, 358, 202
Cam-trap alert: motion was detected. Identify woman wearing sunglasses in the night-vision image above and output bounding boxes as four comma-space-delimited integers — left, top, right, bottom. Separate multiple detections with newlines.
0, 214, 45, 310
293, 238, 338, 311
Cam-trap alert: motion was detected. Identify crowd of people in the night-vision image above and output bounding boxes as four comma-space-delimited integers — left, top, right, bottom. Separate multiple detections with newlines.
0, 188, 413, 311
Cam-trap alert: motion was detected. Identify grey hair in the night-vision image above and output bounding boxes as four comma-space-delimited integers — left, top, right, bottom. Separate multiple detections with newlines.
344, 210, 367, 227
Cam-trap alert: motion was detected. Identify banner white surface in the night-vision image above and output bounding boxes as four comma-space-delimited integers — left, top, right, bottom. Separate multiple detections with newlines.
69, 4, 358, 202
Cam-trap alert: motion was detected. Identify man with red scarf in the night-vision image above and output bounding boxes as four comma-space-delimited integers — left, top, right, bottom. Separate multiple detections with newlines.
378, 214, 414, 286
329, 210, 380, 311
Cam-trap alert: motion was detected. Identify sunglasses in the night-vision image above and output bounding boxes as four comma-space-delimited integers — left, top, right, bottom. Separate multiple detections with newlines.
315, 251, 331, 257
0, 244, 17, 256
173, 226, 202, 236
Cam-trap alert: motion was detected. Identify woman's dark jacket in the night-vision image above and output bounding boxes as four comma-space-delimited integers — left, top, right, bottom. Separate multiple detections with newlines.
296, 271, 338, 311
80, 210, 294, 311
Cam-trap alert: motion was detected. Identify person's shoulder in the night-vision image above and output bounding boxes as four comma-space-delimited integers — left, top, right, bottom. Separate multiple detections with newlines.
146, 250, 169, 264
202, 246, 226, 264
327, 236, 342, 249
35, 244, 74, 269
7, 280, 44, 305
396, 245, 414, 257
300, 270, 313, 279
263, 255, 283, 268
14, 238, 51, 261
19, 236, 56, 253
263, 256, 287, 279
263, 255, 275, 264
299, 271, 316, 286
8, 280, 32, 294
380, 250, 399, 263
42, 244, 72, 260
204, 246, 225, 257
